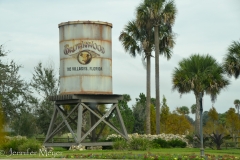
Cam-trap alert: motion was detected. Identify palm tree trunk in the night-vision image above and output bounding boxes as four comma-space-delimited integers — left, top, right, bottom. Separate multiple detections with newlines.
146, 53, 151, 134
154, 26, 160, 134
238, 106, 240, 120
238, 106, 240, 146
195, 94, 200, 135
194, 111, 197, 134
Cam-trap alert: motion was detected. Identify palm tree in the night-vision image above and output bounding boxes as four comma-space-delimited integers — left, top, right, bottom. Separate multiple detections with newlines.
223, 40, 240, 79
234, 99, 240, 119
136, 0, 177, 134
119, 20, 154, 134
223, 40, 240, 142
191, 104, 196, 114
191, 104, 197, 118
191, 104, 197, 132
176, 106, 190, 115
233, 99, 240, 146
172, 54, 230, 134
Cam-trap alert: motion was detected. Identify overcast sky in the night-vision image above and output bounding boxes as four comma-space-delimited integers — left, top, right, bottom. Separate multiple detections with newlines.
0, 0, 240, 117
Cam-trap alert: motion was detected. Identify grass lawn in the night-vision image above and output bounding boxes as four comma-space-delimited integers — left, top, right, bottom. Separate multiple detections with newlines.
0, 147, 239, 159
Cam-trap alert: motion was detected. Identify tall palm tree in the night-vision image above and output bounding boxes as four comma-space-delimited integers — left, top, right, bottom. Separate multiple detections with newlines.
223, 40, 240, 79
172, 54, 230, 134
119, 20, 154, 134
136, 0, 177, 134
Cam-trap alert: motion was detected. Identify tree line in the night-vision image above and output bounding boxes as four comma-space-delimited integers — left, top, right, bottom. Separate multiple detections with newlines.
123, 93, 240, 137
0, 48, 239, 138
1, 42, 239, 137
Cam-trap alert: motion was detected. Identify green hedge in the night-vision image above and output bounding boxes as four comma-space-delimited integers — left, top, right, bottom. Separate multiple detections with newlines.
113, 137, 187, 150
0, 136, 41, 152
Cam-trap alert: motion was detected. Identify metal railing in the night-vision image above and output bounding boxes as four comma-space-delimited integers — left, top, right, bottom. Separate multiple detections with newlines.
36, 137, 75, 143
224, 142, 240, 149
191, 136, 240, 149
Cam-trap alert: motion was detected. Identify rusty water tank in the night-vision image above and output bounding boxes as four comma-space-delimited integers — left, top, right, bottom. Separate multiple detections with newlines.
58, 21, 112, 94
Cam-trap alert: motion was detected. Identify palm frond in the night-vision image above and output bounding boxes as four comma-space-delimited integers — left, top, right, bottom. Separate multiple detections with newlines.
172, 54, 230, 102
223, 40, 240, 78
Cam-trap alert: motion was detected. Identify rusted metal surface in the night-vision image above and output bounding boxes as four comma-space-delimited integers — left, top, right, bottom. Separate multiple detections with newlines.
49, 94, 123, 104
49, 94, 75, 101
58, 21, 113, 94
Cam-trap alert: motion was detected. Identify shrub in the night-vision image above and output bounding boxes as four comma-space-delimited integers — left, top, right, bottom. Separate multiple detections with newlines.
106, 133, 191, 149
185, 134, 194, 144
0, 136, 27, 152
128, 137, 151, 150
112, 139, 128, 150
209, 132, 231, 150
152, 138, 169, 148
151, 142, 161, 149
105, 134, 123, 142
0, 136, 41, 153
18, 139, 41, 152
168, 139, 187, 148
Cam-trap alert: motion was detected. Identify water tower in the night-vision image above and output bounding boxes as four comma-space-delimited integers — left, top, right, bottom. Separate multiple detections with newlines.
44, 21, 128, 147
